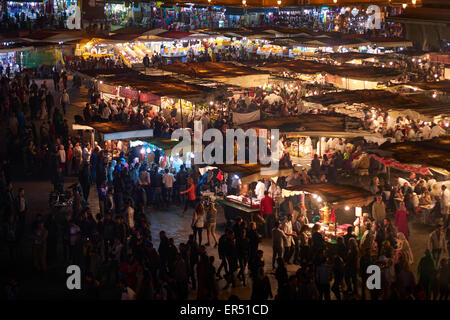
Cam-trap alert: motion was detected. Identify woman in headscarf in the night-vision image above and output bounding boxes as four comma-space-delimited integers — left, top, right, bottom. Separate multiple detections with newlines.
395, 232, 414, 268
394, 201, 409, 239
417, 249, 437, 299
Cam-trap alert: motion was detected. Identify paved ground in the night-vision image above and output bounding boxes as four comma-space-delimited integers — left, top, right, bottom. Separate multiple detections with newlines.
0, 76, 436, 300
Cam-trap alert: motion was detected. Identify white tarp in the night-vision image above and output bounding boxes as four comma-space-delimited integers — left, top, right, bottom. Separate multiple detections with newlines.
72, 124, 94, 131
264, 93, 283, 104
214, 74, 270, 88
104, 129, 154, 141
232, 110, 261, 125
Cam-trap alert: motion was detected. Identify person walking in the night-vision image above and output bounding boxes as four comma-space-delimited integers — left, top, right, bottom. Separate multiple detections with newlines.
180, 177, 196, 217
191, 202, 205, 246
282, 214, 296, 264
427, 223, 449, 268
372, 194, 386, 225
162, 168, 175, 206
394, 201, 409, 239
316, 256, 332, 300
251, 268, 273, 300
417, 249, 437, 299
205, 200, 218, 247
32, 222, 48, 272
272, 221, 287, 270
60, 89, 70, 115
237, 228, 250, 286
260, 191, 274, 238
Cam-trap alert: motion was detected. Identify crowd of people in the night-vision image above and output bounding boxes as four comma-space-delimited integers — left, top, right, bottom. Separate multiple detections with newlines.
0, 47, 449, 300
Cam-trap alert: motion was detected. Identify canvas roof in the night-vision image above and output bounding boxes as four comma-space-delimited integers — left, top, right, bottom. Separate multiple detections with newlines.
378, 136, 450, 171
304, 89, 450, 118
283, 184, 374, 209
256, 60, 401, 81
241, 114, 368, 136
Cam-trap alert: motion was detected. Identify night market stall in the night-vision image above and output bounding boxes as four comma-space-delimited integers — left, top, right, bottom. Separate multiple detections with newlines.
282, 183, 374, 243
303, 89, 450, 124
160, 61, 270, 88
256, 59, 401, 90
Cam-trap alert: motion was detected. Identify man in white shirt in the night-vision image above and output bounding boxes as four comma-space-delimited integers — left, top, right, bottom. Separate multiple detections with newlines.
283, 214, 296, 264
335, 138, 346, 153
162, 168, 175, 204
431, 123, 445, 138
394, 127, 404, 142
124, 201, 135, 229
60, 89, 70, 115
82, 143, 91, 163
255, 179, 266, 200
422, 123, 431, 140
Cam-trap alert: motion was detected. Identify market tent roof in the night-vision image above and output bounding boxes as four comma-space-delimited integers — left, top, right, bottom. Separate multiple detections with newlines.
304, 89, 450, 119
161, 61, 266, 78
241, 114, 371, 137
160, 62, 270, 87
283, 184, 374, 209
407, 80, 450, 94
285, 36, 371, 49
78, 69, 218, 101
73, 121, 154, 141
214, 163, 273, 177
378, 136, 450, 171
156, 31, 195, 39
324, 52, 385, 63
19, 30, 84, 43
256, 60, 401, 81
140, 138, 182, 151
365, 37, 413, 48
386, 6, 450, 25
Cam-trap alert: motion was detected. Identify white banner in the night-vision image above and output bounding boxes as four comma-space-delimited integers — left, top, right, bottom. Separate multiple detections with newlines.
232, 109, 261, 125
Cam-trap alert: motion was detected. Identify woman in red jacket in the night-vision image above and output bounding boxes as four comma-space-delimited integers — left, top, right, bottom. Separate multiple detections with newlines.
180, 177, 196, 217
394, 201, 409, 239
66, 143, 74, 176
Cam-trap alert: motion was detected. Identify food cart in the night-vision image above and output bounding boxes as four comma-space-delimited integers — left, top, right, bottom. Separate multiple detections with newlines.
282, 184, 374, 247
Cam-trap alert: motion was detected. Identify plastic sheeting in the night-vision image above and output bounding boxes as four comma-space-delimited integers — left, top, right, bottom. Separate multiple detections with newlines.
232, 110, 261, 125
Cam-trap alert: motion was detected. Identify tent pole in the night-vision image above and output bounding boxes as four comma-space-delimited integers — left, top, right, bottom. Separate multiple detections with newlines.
180, 99, 183, 127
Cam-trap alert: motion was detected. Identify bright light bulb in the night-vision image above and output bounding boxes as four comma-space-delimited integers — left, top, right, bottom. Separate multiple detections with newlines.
312, 194, 318, 199
345, 206, 350, 211
317, 197, 322, 203
140, 148, 146, 155
146, 148, 151, 153
402, 3, 407, 8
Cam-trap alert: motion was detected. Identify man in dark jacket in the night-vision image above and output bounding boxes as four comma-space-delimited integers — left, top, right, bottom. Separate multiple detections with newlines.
237, 229, 250, 286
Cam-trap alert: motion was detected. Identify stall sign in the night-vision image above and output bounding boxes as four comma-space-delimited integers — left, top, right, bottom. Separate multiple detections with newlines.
140, 92, 161, 106
99, 82, 117, 95
119, 87, 139, 100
